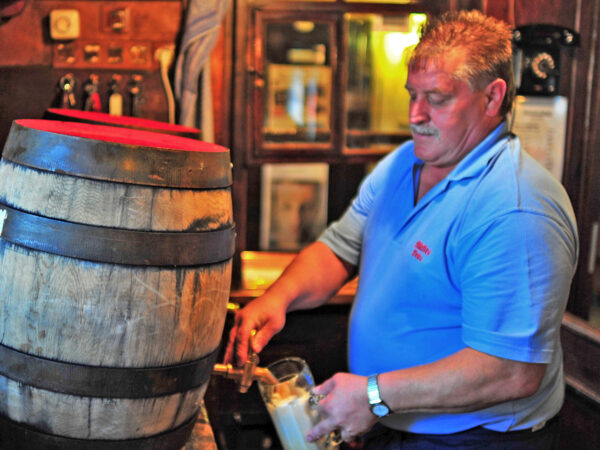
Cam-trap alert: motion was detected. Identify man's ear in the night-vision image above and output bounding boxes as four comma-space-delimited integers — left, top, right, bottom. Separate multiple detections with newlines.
484, 78, 507, 116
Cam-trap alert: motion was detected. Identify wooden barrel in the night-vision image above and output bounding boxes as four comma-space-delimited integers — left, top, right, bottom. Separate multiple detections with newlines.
0, 119, 234, 449
44, 108, 202, 139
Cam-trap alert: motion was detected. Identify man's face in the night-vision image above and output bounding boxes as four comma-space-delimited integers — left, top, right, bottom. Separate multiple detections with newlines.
405, 54, 494, 169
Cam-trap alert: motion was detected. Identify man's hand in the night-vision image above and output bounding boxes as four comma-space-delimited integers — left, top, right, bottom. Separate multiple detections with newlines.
223, 295, 287, 366
224, 243, 355, 367
306, 373, 378, 443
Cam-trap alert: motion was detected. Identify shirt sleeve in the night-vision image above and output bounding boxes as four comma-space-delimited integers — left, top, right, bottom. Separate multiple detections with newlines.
318, 203, 365, 266
318, 174, 376, 266
456, 210, 578, 363
318, 144, 409, 266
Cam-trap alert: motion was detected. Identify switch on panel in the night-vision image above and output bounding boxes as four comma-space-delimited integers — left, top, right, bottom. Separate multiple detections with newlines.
50, 9, 80, 40
103, 7, 130, 33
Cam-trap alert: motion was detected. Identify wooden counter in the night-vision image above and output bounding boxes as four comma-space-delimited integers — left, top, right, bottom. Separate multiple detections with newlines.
181, 404, 218, 450
230, 251, 357, 305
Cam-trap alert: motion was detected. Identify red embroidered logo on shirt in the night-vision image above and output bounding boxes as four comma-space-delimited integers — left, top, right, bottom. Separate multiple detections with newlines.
411, 241, 431, 261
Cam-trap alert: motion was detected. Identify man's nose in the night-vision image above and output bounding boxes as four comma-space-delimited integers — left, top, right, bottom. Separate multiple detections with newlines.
409, 99, 429, 124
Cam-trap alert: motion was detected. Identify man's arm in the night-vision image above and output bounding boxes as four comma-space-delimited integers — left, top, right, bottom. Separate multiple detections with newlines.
379, 347, 546, 413
307, 347, 546, 442
224, 241, 356, 366
266, 241, 356, 313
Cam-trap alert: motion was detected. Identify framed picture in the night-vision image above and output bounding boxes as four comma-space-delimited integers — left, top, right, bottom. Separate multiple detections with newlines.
264, 64, 332, 136
260, 163, 329, 251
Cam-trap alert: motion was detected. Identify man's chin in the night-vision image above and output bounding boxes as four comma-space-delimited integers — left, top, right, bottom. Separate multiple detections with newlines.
412, 134, 438, 151
413, 141, 440, 160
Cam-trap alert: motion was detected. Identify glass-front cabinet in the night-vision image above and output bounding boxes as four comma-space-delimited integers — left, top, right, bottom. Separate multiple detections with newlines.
246, 2, 438, 160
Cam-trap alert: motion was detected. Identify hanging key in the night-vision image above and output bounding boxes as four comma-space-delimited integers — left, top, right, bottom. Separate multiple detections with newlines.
128, 74, 144, 117
58, 73, 77, 109
83, 74, 102, 112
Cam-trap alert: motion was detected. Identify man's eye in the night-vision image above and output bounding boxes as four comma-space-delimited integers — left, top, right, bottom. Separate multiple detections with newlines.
427, 95, 450, 105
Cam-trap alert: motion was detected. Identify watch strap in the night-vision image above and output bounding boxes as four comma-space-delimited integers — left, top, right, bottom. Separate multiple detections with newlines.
367, 374, 391, 417
367, 374, 383, 405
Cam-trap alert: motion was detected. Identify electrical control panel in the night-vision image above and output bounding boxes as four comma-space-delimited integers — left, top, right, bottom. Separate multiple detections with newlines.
48, 1, 180, 70
0, 1, 181, 69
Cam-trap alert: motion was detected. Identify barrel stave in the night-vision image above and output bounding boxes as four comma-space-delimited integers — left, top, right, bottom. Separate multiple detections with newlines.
0, 161, 233, 232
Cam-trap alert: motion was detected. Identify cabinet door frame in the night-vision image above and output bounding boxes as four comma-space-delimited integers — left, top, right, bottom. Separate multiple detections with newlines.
248, 8, 341, 161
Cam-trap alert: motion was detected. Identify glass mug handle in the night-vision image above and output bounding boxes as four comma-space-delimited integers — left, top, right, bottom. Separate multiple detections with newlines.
309, 391, 343, 447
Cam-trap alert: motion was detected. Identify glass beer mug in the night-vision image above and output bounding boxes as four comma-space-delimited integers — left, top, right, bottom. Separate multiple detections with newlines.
258, 357, 340, 450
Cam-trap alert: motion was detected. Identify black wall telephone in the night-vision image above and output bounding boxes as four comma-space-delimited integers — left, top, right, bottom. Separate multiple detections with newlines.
513, 24, 580, 96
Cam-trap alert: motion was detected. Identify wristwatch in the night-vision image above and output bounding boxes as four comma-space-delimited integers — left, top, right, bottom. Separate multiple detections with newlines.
367, 374, 391, 417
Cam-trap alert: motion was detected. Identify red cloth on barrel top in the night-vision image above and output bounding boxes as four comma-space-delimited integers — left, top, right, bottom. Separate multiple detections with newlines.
16, 119, 224, 153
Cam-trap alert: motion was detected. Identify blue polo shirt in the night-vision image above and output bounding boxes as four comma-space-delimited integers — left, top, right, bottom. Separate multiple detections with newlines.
319, 123, 578, 433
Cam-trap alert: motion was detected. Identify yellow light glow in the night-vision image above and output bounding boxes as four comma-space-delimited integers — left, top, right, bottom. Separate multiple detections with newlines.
293, 21, 315, 33
381, 13, 426, 65
383, 32, 419, 65
411, 13, 427, 29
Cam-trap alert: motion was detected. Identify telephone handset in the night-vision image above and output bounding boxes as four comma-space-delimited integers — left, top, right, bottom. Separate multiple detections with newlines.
513, 24, 580, 95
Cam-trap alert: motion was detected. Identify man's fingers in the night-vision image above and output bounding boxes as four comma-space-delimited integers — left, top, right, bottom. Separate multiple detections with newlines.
306, 419, 337, 444
252, 325, 278, 354
234, 326, 251, 366
312, 377, 335, 397
223, 317, 252, 366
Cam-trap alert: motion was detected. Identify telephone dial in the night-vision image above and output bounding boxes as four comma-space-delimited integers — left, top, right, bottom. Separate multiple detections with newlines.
513, 24, 580, 95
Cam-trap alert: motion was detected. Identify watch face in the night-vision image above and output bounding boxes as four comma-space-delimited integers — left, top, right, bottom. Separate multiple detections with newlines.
371, 403, 390, 417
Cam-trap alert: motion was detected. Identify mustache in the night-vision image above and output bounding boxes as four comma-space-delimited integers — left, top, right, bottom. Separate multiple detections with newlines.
410, 124, 440, 138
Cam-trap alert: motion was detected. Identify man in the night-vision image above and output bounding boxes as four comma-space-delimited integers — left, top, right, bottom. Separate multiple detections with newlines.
225, 10, 578, 449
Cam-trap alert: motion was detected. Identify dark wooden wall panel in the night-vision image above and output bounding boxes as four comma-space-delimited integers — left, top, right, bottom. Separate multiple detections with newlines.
560, 386, 600, 450
562, 314, 600, 403
513, 0, 578, 25
0, 0, 51, 66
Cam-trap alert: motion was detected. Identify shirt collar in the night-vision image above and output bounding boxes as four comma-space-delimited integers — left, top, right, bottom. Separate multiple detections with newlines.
445, 121, 511, 181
